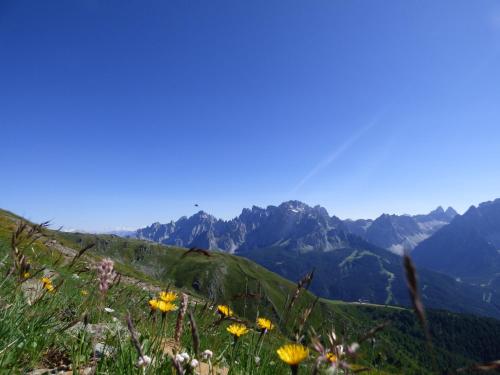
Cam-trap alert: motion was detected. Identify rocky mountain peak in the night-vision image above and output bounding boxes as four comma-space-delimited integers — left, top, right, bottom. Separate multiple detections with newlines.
278, 200, 310, 212
430, 206, 445, 215
426, 206, 457, 221
135, 200, 462, 256
445, 206, 458, 218
191, 210, 214, 220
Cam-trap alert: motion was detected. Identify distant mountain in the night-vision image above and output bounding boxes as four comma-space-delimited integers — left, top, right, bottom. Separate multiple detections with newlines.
343, 206, 457, 254
104, 230, 137, 238
413, 198, 500, 287
136, 201, 344, 254
242, 236, 500, 318
136, 201, 500, 317
136, 211, 245, 252
136, 201, 456, 255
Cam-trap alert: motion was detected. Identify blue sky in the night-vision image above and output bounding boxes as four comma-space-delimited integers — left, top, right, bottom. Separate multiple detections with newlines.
1, 0, 500, 231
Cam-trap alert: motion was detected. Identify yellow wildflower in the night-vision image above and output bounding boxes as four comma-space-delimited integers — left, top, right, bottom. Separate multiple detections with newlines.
41, 277, 55, 292
159, 291, 177, 302
81, 290, 89, 296
23, 272, 30, 279
326, 352, 338, 363
46, 284, 55, 292
226, 323, 249, 337
257, 317, 274, 332
276, 344, 309, 366
157, 300, 177, 313
149, 299, 176, 313
217, 305, 233, 317
149, 299, 159, 311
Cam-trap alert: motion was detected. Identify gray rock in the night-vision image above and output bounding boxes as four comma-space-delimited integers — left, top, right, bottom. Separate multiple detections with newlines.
67, 321, 129, 342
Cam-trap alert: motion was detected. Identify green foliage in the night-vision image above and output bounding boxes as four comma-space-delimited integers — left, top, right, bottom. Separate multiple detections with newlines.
0, 209, 499, 374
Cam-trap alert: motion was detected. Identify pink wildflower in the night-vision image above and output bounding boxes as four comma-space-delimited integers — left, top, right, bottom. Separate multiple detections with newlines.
97, 258, 116, 294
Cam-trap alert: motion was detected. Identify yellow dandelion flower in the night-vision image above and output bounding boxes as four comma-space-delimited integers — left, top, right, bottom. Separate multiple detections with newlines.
257, 317, 274, 332
23, 272, 30, 279
158, 300, 177, 313
159, 291, 177, 302
81, 290, 89, 296
41, 277, 55, 292
154, 300, 177, 313
326, 352, 338, 363
148, 299, 160, 311
217, 305, 233, 317
44, 282, 55, 292
276, 344, 309, 366
226, 323, 249, 337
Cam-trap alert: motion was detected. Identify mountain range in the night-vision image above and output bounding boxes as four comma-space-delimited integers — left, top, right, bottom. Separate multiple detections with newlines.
136, 201, 456, 255
413, 198, 500, 290
135, 199, 500, 318
343, 206, 457, 254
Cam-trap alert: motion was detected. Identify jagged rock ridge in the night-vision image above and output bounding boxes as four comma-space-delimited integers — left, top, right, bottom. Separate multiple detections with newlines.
136, 201, 456, 255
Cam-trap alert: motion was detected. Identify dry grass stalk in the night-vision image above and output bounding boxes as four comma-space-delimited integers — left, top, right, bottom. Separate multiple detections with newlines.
52, 252, 64, 266
289, 269, 314, 310
181, 247, 212, 258
10, 221, 49, 280
126, 313, 145, 359
297, 296, 319, 336
403, 254, 429, 339
188, 310, 200, 357
282, 269, 314, 327
403, 253, 438, 372
75, 265, 91, 275
174, 293, 189, 345
68, 243, 95, 268
357, 321, 389, 344
212, 314, 248, 328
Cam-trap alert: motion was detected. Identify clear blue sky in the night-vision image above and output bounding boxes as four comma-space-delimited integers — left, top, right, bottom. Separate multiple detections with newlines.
1, 0, 500, 231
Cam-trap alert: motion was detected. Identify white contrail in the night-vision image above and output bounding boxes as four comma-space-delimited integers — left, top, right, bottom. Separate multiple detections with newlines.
290, 117, 380, 195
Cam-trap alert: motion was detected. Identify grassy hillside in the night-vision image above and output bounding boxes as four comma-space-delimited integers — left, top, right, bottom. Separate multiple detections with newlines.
241, 241, 500, 319
1, 208, 499, 374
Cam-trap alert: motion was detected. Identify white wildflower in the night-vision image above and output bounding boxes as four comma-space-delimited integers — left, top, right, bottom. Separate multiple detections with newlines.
104, 307, 115, 313
137, 355, 152, 368
202, 349, 213, 360
348, 342, 360, 354
190, 359, 199, 368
